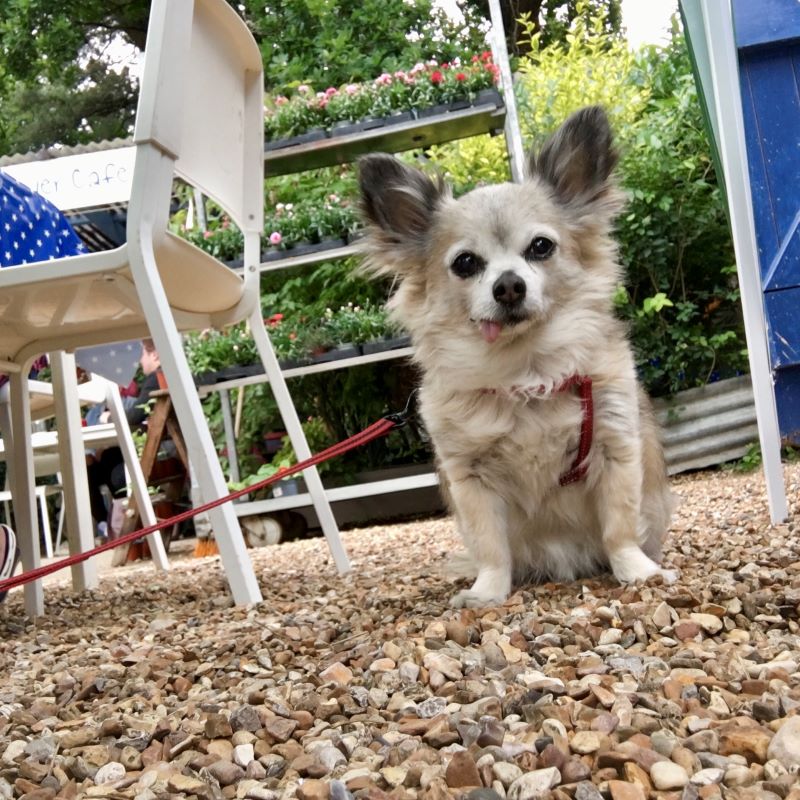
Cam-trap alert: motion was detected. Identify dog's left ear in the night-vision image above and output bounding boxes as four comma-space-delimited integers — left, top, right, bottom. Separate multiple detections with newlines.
529, 106, 621, 212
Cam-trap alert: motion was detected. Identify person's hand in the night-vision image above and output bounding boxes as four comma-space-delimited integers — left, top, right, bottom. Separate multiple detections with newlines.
99, 410, 111, 424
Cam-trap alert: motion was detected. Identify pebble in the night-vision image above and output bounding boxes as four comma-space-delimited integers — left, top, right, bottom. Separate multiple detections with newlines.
507, 767, 561, 799
651, 761, 690, 789
1, 464, 800, 800
233, 742, 254, 767
766, 715, 800, 768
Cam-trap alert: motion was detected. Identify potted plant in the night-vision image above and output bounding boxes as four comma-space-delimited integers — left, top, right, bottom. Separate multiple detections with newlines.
262, 51, 502, 142
261, 196, 360, 260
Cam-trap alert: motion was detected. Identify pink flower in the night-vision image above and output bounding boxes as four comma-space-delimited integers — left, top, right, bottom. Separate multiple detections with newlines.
203, 230, 213, 239
345, 83, 359, 95
275, 95, 289, 106
269, 231, 282, 245
297, 84, 311, 94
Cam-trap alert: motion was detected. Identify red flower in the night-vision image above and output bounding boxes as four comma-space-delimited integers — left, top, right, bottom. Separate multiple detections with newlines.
481, 50, 493, 63
430, 70, 444, 84
455, 72, 467, 82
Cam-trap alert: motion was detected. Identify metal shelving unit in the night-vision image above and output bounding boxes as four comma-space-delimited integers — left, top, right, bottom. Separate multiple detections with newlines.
200, 5, 525, 530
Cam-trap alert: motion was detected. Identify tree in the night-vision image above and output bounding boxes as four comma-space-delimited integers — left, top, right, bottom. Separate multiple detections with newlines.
464, 0, 622, 59
0, 0, 148, 156
239, 0, 487, 93
0, 0, 622, 156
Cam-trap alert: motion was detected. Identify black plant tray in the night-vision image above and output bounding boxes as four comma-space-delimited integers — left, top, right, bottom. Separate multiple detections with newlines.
261, 237, 348, 262
265, 128, 328, 152
360, 335, 412, 355
265, 101, 506, 176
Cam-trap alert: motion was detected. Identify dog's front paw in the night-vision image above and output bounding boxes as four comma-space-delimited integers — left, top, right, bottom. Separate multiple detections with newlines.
610, 546, 677, 585
450, 567, 511, 608
450, 588, 507, 608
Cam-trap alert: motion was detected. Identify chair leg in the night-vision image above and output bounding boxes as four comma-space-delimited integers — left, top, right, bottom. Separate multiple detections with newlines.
7, 371, 43, 616
129, 235, 261, 605
54, 475, 65, 553
102, 378, 170, 571
36, 487, 53, 559
248, 308, 351, 574
50, 352, 98, 593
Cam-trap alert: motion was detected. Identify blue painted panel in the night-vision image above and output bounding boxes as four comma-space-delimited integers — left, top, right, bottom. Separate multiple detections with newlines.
774, 365, 800, 443
765, 288, 800, 368
733, 0, 800, 50
733, 0, 800, 439
738, 45, 800, 290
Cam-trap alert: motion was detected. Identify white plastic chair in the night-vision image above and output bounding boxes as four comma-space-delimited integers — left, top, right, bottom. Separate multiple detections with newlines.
0, 0, 348, 615
0, 361, 170, 598
0, 455, 63, 559
0, 373, 138, 560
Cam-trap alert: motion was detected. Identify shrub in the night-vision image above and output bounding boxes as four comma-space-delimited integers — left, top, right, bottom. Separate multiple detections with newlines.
614, 41, 746, 395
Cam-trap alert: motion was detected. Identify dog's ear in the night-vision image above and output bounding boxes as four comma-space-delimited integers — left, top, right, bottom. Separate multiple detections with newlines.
529, 106, 620, 211
358, 154, 447, 274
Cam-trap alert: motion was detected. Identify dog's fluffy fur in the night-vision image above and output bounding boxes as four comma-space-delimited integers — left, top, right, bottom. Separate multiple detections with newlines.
358, 106, 676, 607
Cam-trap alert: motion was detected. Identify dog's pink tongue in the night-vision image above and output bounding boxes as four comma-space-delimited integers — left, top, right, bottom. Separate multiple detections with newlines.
480, 320, 502, 344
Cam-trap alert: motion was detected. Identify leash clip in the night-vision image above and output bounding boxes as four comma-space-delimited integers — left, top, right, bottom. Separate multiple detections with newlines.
384, 389, 419, 428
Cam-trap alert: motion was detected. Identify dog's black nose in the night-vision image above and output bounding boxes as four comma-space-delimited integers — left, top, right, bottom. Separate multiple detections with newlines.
492, 271, 526, 305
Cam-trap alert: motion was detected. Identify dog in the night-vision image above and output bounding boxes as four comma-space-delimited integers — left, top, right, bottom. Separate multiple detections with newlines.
357, 106, 676, 607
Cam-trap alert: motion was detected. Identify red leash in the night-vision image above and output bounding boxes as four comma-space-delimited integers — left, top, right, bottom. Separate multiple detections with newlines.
0, 411, 408, 594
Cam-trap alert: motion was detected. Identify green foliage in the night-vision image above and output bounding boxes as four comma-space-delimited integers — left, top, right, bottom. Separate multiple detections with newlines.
183, 224, 245, 262
264, 194, 361, 249
264, 53, 500, 140
724, 443, 800, 473
463, 0, 622, 59
514, 1, 647, 145
241, 0, 487, 94
0, 0, 146, 155
424, 1, 634, 192
615, 40, 746, 395
270, 417, 337, 477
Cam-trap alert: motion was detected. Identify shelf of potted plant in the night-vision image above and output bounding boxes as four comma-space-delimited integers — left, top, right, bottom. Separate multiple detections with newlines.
266, 101, 505, 177
190, 304, 415, 390
264, 53, 505, 176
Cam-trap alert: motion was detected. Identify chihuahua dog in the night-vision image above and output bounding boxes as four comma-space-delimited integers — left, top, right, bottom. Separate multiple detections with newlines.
358, 106, 676, 607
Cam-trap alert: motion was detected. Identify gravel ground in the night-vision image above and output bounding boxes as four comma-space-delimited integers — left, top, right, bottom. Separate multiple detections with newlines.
1, 462, 800, 800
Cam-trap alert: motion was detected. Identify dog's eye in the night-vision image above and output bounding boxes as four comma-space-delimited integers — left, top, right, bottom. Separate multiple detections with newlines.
525, 236, 556, 261
450, 251, 485, 279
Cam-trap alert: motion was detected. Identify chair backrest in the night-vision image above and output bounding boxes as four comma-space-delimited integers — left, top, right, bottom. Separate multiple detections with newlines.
132, 0, 264, 237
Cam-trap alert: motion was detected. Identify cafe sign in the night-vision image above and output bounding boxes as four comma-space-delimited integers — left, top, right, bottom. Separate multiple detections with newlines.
3, 147, 136, 211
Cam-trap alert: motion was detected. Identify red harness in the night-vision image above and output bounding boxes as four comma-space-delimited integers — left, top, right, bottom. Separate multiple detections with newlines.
481, 375, 594, 486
